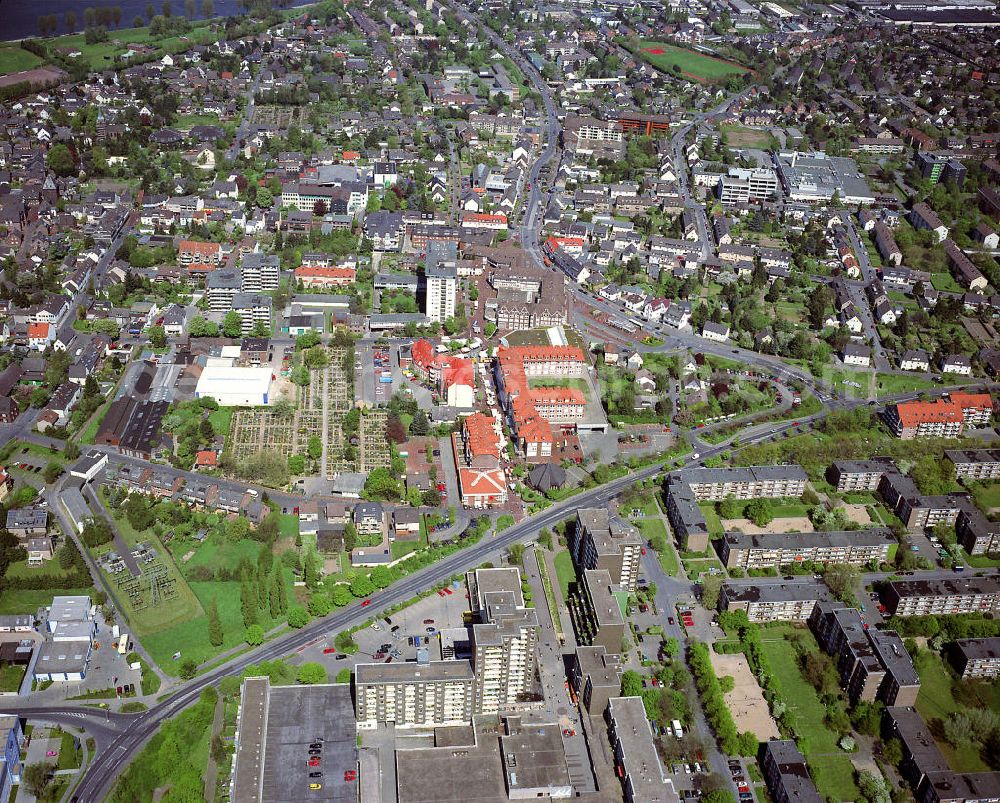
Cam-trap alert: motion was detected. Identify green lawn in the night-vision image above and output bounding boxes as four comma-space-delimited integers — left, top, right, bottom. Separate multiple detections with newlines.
636, 519, 679, 576
53, 22, 220, 71
208, 407, 233, 437
972, 483, 1000, 513
0, 45, 45, 76
553, 550, 575, 599
875, 373, 940, 395
277, 513, 299, 539
0, 663, 25, 692
699, 503, 725, 536
0, 587, 93, 615
142, 573, 291, 672
174, 113, 224, 130
930, 272, 963, 293
759, 627, 861, 801
635, 41, 749, 81
767, 502, 811, 519
914, 649, 1000, 772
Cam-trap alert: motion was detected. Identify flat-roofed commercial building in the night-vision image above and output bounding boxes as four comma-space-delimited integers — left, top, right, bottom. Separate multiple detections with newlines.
573, 508, 643, 591
606, 697, 678, 803
355, 660, 475, 730
776, 151, 875, 205
720, 528, 895, 570
393, 714, 574, 803
720, 581, 829, 622
230, 677, 356, 803
949, 637, 1000, 679
882, 577, 1000, 617
761, 740, 822, 803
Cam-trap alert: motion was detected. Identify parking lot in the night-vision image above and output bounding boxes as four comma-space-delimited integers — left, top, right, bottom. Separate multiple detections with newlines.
292, 581, 472, 673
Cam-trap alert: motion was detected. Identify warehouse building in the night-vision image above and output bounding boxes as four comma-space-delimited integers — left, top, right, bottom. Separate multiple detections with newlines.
195, 365, 272, 406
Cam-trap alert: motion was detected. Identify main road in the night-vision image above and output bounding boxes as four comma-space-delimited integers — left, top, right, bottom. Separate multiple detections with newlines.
41, 457, 687, 802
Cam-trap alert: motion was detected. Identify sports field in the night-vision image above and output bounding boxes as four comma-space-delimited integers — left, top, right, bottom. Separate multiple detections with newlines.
637, 41, 748, 82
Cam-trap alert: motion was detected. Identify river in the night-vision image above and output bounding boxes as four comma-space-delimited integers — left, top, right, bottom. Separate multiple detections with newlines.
0, 0, 315, 43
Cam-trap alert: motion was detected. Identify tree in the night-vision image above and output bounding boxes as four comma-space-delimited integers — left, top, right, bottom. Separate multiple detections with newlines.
370, 566, 393, 588
308, 593, 331, 617
744, 499, 772, 527
287, 606, 309, 628
410, 409, 430, 436
288, 454, 305, 474
23, 763, 56, 799
823, 564, 860, 604
508, 542, 526, 566
297, 662, 327, 684
189, 316, 219, 337
245, 624, 264, 646
241, 574, 258, 627
185, 0, 196, 17
46, 143, 75, 177
363, 467, 401, 500
208, 597, 223, 646
307, 435, 322, 460
201, 0, 214, 17
65, 10, 78, 30
621, 669, 644, 697
43, 463, 61, 484
538, 528, 553, 551
349, 575, 375, 598
179, 657, 198, 679
256, 188, 273, 208
269, 566, 285, 618
162, 0, 172, 17
148, 324, 167, 349
330, 585, 353, 608
222, 311, 243, 338
701, 575, 723, 610
718, 496, 744, 519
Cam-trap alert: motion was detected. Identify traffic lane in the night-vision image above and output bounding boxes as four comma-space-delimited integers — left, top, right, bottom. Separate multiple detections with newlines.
74, 459, 677, 800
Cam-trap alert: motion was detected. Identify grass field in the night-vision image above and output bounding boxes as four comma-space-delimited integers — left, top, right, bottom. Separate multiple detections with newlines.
553, 550, 576, 599
972, 483, 1000, 512
914, 649, 1000, 772
930, 272, 963, 293
759, 626, 860, 801
52, 23, 219, 71
102, 506, 204, 639
142, 574, 291, 672
721, 125, 778, 150
874, 373, 939, 395
0, 46, 45, 76
208, 407, 233, 437
636, 41, 748, 82
636, 519, 679, 576
0, 587, 93, 615
699, 503, 725, 536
